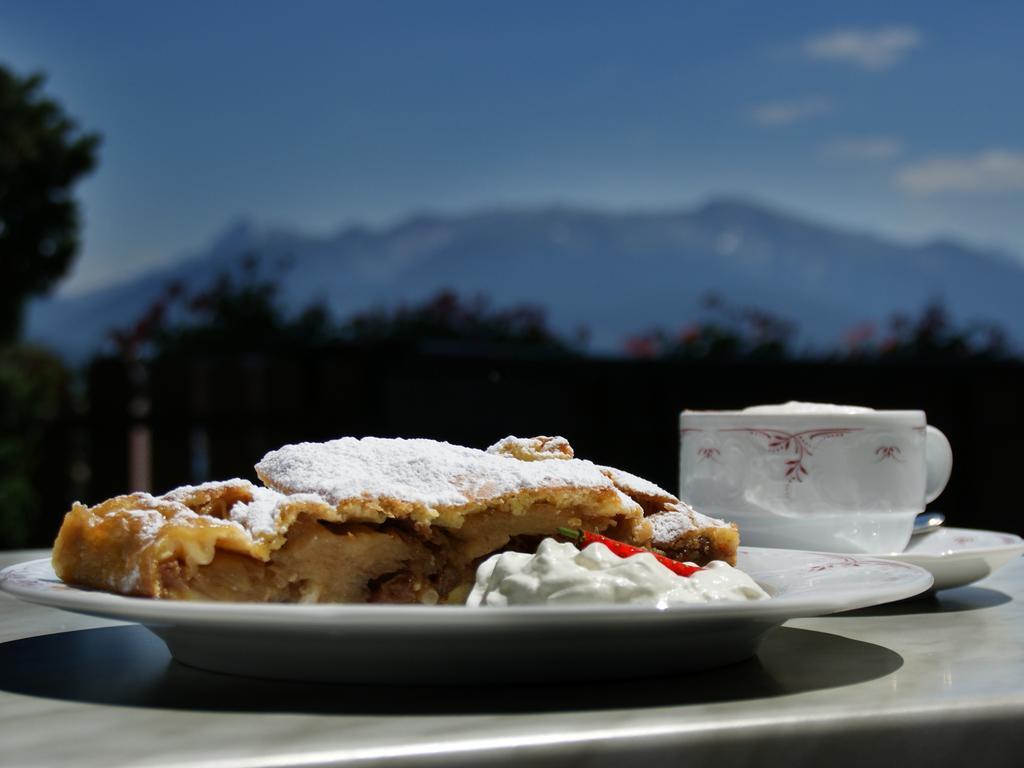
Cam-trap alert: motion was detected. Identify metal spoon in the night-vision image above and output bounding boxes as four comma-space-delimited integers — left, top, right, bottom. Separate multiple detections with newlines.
912, 511, 945, 536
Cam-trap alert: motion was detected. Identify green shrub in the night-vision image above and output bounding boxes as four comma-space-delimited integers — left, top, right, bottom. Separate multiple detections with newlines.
0, 345, 69, 548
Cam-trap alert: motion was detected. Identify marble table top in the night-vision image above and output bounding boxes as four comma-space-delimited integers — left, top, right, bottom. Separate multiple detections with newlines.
1, 548, 1022, 768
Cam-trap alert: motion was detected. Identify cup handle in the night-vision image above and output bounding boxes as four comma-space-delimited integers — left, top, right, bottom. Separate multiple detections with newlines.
925, 425, 953, 503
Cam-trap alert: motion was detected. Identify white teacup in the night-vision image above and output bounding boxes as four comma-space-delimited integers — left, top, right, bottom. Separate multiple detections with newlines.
679, 402, 953, 554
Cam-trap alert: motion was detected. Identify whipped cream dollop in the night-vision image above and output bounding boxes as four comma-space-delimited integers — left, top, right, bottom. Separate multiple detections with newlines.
467, 539, 768, 608
740, 401, 874, 415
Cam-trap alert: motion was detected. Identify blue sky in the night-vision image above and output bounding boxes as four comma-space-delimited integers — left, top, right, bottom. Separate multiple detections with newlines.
2, 0, 1023, 294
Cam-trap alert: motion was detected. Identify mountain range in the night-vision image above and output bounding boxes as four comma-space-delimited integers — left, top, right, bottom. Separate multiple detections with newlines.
25, 198, 1024, 359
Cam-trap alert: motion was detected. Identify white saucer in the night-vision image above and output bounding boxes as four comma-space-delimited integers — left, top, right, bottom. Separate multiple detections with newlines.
0, 547, 932, 684
876, 527, 1024, 591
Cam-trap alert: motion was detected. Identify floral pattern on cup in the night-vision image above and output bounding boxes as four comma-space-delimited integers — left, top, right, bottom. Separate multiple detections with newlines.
679, 408, 953, 554
697, 446, 721, 462
875, 445, 903, 462
720, 427, 862, 483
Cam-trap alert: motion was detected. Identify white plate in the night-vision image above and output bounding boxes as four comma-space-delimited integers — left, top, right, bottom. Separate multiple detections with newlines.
878, 527, 1024, 592
0, 548, 931, 684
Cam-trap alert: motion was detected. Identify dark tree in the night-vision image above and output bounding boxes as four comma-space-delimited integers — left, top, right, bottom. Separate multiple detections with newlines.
0, 66, 100, 342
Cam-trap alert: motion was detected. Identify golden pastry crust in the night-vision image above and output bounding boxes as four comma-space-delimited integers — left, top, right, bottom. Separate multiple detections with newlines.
53, 435, 738, 603
51, 481, 332, 598
54, 437, 663, 603
486, 435, 574, 461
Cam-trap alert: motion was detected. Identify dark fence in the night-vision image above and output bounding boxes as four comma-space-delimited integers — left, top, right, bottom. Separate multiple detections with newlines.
20, 347, 1024, 547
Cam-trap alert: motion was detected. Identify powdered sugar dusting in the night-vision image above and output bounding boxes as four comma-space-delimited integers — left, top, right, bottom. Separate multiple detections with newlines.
124, 504, 172, 540
111, 495, 201, 539
104, 485, 265, 545
649, 501, 729, 543
597, 465, 676, 503
256, 437, 622, 508
161, 480, 327, 541
229, 487, 326, 538
163, 478, 252, 503
229, 486, 285, 537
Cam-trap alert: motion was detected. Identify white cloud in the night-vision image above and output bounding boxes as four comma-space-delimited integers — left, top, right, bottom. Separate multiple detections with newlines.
823, 137, 903, 160
750, 98, 830, 126
895, 149, 1024, 194
804, 26, 922, 71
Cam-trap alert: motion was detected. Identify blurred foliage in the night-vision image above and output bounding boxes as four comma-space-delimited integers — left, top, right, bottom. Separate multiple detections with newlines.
339, 290, 578, 353
0, 65, 100, 343
624, 293, 796, 360
109, 256, 576, 360
113, 269, 1015, 364
838, 300, 1010, 363
109, 254, 334, 359
625, 294, 1012, 363
0, 344, 69, 548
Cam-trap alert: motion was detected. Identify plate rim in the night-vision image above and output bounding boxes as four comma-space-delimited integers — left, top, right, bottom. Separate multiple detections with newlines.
888, 526, 1024, 561
0, 547, 933, 628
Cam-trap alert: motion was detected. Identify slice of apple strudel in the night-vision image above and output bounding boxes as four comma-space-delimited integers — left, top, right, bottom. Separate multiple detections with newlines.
52, 435, 737, 603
